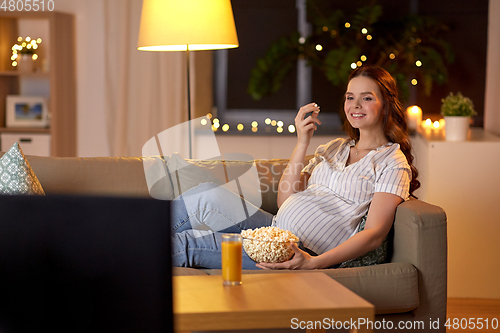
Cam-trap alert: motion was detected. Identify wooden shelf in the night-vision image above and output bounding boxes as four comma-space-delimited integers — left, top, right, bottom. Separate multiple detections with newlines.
0, 70, 50, 78
0, 12, 76, 157
0, 127, 50, 133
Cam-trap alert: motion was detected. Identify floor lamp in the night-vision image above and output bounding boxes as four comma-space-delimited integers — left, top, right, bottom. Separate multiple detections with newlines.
137, 0, 239, 159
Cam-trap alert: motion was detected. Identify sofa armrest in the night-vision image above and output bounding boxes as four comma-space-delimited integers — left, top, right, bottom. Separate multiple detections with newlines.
391, 199, 447, 328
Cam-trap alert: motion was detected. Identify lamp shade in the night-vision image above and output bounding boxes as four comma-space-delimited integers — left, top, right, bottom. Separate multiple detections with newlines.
137, 0, 239, 51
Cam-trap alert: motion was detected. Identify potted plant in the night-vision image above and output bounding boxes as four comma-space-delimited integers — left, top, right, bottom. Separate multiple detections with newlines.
11, 36, 41, 73
440, 92, 476, 141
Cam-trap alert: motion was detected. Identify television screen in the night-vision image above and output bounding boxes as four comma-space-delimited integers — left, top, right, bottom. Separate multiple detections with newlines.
0, 195, 173, 333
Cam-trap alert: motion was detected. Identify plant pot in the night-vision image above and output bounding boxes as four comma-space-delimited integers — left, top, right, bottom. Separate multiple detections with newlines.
444, 116, 470, 141
17, 54, 35, 73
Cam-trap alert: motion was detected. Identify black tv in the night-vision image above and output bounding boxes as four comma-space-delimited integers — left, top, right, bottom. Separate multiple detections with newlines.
0, 194, 173, 333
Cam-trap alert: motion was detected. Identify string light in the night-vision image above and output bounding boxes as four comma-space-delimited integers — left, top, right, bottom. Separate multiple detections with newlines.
366, 35, 372, 40
415, 60, 422, 67
411, 79, 418, 85
360, 55, 367, 61
11, 36, 42, 67
361, 28, 368, 34
345, 22, 351, 28
206, 118, 296, 134
315, 44, 323, 51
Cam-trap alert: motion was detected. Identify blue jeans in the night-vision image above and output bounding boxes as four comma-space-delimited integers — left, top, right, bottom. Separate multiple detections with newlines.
171, 182, 274, 269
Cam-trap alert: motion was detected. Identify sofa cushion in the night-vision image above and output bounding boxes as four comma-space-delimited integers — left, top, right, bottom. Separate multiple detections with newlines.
201, 262, 419, 315
144, 154, 224, 200
339, 214, 390, 268
144, 154, 265, 212
144, 155, 298, 214
0, 143, 44, 195
25, 156, 151, 197
322, 263, 419, 314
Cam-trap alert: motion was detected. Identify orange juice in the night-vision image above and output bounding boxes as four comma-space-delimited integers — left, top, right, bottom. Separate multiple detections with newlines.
221, 238, 242, 285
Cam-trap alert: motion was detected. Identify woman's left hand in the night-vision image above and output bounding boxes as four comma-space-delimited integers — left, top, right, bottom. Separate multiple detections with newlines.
256, 242, 317, 270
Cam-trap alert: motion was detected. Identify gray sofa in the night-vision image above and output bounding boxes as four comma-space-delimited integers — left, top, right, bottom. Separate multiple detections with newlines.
23, 153, 448, 332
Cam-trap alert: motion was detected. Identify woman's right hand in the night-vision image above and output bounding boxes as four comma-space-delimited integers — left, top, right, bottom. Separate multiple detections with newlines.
295, 103, 321, 146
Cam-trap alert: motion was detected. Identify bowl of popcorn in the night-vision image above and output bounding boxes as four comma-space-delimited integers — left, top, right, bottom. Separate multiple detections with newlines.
241, 226, 299, 263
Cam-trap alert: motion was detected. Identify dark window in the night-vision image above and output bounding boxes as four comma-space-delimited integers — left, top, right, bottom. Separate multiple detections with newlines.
214, 0, 488, 135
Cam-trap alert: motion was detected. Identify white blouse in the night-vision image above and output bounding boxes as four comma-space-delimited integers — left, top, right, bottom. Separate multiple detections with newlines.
274, 138, 411, 255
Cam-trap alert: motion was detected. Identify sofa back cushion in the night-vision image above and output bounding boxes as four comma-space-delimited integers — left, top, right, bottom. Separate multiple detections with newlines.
145, 155, 292, 215
26, 156, 151, 198
22, 154, 311, 215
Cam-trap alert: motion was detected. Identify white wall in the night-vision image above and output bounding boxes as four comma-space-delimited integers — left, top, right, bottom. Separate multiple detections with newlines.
413, 129, 500, 299
54, 0, 109, 157
214, 135, 341, 160
74, 1, 109, 157
484, 0, 500, 136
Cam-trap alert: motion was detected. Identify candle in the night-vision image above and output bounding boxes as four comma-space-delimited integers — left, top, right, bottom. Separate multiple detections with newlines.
421, 118, 432, 128
407, 106, 422, 131
421, 118, 433, 133
421, 118, 445, 133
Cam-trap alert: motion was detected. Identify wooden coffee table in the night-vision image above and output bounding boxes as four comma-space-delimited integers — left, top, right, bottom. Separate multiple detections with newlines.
174, 272, 374, 332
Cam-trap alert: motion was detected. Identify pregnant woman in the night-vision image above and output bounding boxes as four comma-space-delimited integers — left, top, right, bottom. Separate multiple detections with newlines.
172, 65, 419, 270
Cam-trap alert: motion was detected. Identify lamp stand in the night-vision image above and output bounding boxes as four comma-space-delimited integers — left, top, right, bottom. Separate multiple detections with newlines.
186, 48, 193, 159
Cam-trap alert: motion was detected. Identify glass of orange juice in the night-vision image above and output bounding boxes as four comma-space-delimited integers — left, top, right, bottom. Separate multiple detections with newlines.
221, 233, 243, 286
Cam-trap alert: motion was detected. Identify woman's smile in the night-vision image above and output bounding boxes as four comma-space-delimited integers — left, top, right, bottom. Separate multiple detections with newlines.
344, 76, 384, 130
350, 113, 367, 119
